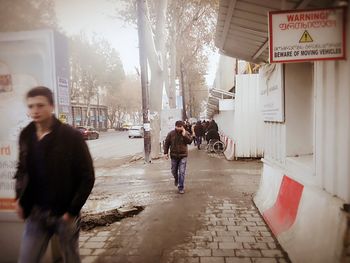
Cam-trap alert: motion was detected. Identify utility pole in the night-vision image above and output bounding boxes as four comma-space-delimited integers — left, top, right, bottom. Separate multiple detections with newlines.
180, 61, 187, 121
137, 0, 151, 163
97, 86, 100, 131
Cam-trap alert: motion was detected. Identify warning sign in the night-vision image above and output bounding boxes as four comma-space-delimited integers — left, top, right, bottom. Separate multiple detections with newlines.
299, 30, 313, 43
269, 7, 346, 63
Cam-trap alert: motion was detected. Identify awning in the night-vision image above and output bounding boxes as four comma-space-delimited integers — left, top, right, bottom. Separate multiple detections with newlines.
207, 88, 235, 118
215, 0, 333, 64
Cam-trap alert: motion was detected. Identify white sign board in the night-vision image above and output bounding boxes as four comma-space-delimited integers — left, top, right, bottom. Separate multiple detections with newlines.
58, 77, 70, 107
259, 64, 284, 122
219, 99, 235, 111
269, 7, 346, 63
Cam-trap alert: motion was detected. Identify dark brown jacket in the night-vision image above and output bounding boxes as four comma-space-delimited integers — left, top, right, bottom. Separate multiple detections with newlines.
163, 130, 192, 159
14, 117, 95, 218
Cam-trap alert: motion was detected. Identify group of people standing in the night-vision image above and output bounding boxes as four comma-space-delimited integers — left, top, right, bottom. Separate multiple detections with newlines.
184, 119, 220, 149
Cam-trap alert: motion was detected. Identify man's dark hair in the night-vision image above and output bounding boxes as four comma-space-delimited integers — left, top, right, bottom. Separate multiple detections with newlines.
26, 86, 54, 105
175, 120, 184, 127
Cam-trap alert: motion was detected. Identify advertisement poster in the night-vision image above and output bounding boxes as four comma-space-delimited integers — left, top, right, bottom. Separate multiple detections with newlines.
0, 30, 66, 211
0, 64, 35, 210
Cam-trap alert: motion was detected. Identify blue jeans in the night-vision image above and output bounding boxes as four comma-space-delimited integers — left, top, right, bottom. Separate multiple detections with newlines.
171, 157, 187, 190
18, 207, 81, 263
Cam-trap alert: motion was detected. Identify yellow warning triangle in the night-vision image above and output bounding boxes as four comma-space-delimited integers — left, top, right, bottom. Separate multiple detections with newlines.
299, 30, 313, 43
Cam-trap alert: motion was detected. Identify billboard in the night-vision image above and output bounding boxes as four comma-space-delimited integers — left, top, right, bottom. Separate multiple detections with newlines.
0, 30, 70, 212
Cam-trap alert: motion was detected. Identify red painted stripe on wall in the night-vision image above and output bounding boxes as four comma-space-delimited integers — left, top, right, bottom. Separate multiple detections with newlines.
263, 175, 304, 235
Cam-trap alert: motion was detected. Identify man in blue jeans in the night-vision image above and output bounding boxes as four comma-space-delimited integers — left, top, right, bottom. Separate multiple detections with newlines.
14, 86, 95, 262
164, 121, 193, 194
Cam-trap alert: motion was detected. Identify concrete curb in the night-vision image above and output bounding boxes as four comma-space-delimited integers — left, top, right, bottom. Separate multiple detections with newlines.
220, 133, 235, 161
254, 161, 347, 263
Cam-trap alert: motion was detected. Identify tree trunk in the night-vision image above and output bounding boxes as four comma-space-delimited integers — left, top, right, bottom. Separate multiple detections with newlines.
149, 69, 163, 158
168, 35, 177, 108
141, 0, 169, 159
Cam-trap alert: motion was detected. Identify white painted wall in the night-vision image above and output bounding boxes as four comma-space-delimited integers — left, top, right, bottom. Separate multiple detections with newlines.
213, 55, 235, 91
214, 109, 235, 139
264, 122, 286, 166
285, 63, 314, 157
235, 74, 264, 157
215, 74, 264, 158
261, 62, 316, 182
314, 59, 350, 202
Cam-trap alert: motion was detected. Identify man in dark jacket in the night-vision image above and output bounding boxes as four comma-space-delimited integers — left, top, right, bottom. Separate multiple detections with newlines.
193, 120, 205, 149
15, 86, 95, 263
206, 128, 221, 144
208, 119, 219, 132
163, 120, 192, 194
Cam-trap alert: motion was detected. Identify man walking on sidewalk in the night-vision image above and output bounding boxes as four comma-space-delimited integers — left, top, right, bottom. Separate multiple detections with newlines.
14, 86, 95, 263
164, 120, 192, 194
194, 120, 205, 150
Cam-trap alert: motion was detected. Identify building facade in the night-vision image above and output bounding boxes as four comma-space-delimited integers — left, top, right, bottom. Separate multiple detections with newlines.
214, 1, 350, 262
71, 103, 108, 131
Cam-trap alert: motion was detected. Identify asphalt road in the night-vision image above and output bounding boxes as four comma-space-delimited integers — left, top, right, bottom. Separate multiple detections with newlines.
86, 130, 144, 168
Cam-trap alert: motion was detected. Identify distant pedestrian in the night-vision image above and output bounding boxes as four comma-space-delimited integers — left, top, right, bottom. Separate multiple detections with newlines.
206, 128, 221, 144
204, 120, 210, 133
184, 121, 192, 136
164, 120, 193, 194
208, 119, 219, 132
14, 86, 95, 263
194, 120, 205, 149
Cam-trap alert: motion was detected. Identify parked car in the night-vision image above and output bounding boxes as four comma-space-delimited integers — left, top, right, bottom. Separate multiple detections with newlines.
114, 123, 133, 131
128, 125, 144, 138
76, 126, 99, 140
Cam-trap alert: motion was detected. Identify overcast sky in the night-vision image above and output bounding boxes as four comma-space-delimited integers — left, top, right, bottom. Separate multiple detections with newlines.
55, 0, 218, 85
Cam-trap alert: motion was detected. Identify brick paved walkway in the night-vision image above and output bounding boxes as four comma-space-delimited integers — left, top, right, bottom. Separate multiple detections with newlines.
165, 199, 288, 263
79, 149, 291, 263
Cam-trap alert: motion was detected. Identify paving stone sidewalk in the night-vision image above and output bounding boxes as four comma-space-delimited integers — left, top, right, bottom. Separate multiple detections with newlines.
79, 149, 291, 263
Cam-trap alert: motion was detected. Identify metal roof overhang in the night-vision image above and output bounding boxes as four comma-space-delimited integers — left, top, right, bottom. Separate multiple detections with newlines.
215, 0, 335, 64
211, 88, 235, 99
206, 88, 235, 118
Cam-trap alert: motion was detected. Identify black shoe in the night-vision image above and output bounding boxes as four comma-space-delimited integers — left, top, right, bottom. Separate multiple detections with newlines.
174, 178, 178, 187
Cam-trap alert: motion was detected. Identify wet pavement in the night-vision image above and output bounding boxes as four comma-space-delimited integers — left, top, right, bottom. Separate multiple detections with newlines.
80, 146, 291, 263
86, 131, 143, 169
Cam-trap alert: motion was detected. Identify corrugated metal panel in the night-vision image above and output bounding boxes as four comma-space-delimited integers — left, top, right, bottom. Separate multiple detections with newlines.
264, 122, 286, 165
234, 74, 264, 157
315, 59, 350, 203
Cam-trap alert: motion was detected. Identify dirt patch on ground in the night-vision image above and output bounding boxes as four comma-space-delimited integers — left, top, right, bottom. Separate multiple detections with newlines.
81, 205, 145, 230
